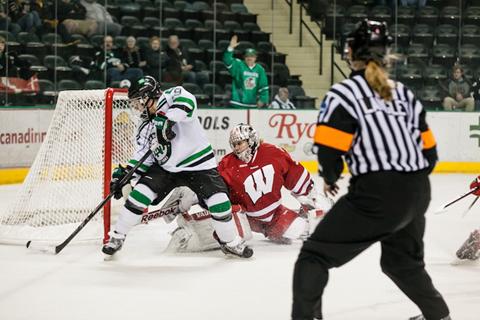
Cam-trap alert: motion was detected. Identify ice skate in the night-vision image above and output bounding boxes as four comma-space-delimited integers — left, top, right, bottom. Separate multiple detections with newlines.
409, 315, 451, 320
102, 231, 126, 258
219, 235, 253, 258
455, 229, 480, 261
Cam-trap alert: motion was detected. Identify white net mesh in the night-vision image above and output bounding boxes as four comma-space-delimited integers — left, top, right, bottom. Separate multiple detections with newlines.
0, 89, 138, 245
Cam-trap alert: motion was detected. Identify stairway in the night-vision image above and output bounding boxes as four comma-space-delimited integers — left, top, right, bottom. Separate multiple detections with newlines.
243, 0, 350, 106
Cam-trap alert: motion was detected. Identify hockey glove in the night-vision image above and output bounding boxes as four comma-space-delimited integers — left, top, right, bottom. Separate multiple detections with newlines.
110, 165, 131, 200
470, 175, 480, 196
153, 115, 176, 145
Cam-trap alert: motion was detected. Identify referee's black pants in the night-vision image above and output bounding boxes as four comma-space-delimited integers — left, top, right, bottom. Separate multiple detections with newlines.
292, 171, 450, 320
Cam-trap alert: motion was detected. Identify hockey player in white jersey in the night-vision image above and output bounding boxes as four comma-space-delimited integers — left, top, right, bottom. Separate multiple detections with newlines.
102, 76, 253, 258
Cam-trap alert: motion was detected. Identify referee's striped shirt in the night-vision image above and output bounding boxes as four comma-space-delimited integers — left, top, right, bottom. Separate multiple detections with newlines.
314, 70, 437, 179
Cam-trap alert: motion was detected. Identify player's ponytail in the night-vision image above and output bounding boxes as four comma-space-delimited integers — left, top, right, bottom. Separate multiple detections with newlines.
365, 60, 392, 101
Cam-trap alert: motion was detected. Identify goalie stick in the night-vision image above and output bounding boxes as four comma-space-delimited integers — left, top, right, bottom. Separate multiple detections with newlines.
434, 188, 478, 214
461, 196, 479, 218
26, 150, 153, 254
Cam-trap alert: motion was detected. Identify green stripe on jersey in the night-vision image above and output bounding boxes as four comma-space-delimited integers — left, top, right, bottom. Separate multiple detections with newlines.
176, 145, 213, 167
130, 190, 152, 206
209, 201, 232, 214
128, 159, 150, 172
173, 97, 195, 117
174, 96, 195, 110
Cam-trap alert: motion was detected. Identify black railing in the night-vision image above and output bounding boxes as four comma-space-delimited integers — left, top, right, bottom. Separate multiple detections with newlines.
284, 0, 293, 34
330, 44, 347, 85
298, 1, 323, 75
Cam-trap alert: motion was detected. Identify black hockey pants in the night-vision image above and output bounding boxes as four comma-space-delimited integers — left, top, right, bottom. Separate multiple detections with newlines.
292, 171, 450, 320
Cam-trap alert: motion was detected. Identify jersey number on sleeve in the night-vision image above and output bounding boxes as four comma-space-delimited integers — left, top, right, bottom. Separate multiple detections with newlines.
243, 164, 275, 204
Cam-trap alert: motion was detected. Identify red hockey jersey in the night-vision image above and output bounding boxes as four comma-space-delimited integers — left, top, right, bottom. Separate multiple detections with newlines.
218, 143, 312, 222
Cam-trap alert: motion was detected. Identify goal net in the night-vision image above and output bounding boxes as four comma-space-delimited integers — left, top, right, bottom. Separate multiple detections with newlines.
0, 89, 138, 245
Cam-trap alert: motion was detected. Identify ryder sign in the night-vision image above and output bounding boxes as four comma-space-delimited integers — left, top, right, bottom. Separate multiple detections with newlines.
250, 110, 318, 161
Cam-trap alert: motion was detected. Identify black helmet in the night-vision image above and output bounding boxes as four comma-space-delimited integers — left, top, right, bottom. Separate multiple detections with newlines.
128, 76, 162, 100
345, 19, 392, 63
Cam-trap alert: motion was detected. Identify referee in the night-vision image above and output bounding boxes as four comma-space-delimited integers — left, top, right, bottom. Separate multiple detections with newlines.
291, 20, 450, 320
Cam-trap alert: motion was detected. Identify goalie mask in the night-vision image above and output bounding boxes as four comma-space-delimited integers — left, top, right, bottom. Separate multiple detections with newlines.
229, 123, 259, 163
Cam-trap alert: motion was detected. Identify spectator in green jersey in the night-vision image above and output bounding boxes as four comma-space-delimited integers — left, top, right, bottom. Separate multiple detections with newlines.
223, 35, 269, 108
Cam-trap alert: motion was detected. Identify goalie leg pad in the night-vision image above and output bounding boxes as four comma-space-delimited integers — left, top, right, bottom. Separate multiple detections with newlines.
265, 205, 306, 241
166, 212, 219, 252
232, 210, 253, 241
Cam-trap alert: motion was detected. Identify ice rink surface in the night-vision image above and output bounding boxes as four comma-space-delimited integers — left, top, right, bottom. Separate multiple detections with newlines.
0, 174, 479, 320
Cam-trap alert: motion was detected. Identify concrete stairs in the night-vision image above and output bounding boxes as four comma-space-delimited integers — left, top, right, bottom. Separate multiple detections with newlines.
243, 0, 350, 106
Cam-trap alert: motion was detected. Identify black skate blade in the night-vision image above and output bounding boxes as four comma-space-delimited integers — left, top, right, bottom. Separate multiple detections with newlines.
220, 245, 254, 259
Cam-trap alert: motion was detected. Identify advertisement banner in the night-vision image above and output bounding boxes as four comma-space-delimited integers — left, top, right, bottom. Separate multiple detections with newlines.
1, 108, 479, 170
428, 112, 480, 162
0, 109, 54, 168
250, 110, 318, 162
250, 110, 480, 164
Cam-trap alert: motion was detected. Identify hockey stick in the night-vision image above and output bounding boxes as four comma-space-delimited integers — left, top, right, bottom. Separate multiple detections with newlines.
434, 188, 478, 214
461, 196, 479, 218
26, 150, 153, 254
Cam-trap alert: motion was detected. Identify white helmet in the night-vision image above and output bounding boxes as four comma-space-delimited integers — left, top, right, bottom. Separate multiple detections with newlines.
229, 123, 260, 163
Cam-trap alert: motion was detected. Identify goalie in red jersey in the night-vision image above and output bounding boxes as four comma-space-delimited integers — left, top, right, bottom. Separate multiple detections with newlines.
164, 123, 334, 251
217, 123, 333, 243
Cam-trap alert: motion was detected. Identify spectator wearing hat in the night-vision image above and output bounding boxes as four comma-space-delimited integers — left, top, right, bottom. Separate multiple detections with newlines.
223, 35, 269, 108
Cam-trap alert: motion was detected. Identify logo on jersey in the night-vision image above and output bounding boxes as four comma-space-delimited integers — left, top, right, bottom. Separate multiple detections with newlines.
152, 141, 172, 165
244, 77, 256, 89
244, 164, 275, 203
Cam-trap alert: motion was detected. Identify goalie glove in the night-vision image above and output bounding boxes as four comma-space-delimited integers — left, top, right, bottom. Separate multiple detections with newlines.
293, 182, 334, 215
153, 114, 176, 145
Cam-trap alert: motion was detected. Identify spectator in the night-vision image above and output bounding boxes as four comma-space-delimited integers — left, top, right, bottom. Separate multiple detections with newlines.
164, 34, 195, 84
270, 87, 296, 109
8, 0, 42, 33
144, 36, 169, 79
223, 35, 269, 108
80, 0, 121, 36
0, 36, 32, 79
55, 0, 96, 41
121, 36, 146, 70
96, 35, 143, 85
443, 65, 475, 112
0, 0, 22, 36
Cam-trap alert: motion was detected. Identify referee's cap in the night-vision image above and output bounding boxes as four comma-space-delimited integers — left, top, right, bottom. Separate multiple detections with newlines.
345, 19, 392, 62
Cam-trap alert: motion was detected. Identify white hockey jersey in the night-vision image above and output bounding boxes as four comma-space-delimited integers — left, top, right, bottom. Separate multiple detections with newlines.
127, 86, 217, 173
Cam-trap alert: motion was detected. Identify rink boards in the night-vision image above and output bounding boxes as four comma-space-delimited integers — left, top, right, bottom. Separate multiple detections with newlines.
1, 107, 480, 184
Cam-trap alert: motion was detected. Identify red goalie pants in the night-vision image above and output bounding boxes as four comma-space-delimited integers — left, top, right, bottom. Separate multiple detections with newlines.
247, 205, 300, 241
